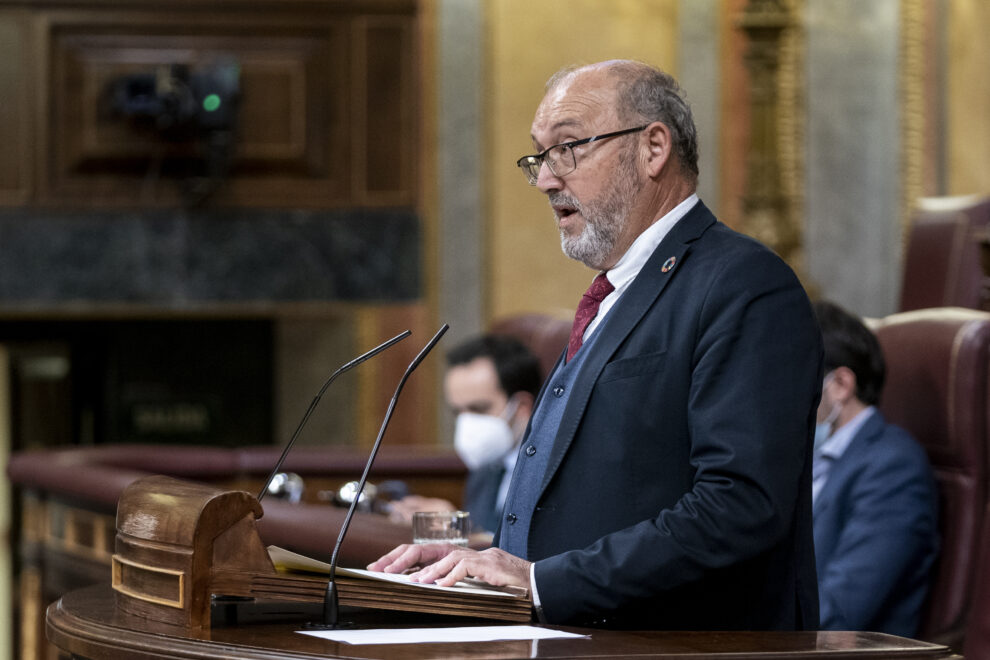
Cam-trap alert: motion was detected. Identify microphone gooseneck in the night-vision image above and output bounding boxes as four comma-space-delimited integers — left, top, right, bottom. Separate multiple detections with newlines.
256, 329, 412, 503
314, 323, 449, 629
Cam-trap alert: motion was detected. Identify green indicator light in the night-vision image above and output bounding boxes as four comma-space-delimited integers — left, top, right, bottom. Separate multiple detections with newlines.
202, 94, 222, 112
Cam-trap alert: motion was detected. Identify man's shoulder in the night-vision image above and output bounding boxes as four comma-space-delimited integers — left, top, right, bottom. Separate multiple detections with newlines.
849, 416, 935, 477
702, 219, 787, 261
860, 413, 924, 450
671, 219, 801, 293
877, 422, 932, 461
669, 204, 792, 271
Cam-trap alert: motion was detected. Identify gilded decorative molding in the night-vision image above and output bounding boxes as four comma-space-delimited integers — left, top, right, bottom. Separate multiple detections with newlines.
736, 0, 806, 275
899, 0, 925, 250
776, 0, 806, 275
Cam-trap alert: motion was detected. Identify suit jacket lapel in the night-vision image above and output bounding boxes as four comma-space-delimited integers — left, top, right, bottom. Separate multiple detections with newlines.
538, 201, 717, 495
812, 410, 886, 517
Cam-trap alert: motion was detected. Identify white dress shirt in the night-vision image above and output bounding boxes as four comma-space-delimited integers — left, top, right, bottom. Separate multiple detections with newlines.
584, 193, 699, 340
812, 406, 875, 503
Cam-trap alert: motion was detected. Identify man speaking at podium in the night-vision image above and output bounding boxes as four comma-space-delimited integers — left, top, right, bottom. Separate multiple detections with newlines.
370, 59, 823, 630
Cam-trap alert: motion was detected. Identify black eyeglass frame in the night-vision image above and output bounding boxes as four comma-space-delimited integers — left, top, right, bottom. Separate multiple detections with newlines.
515, 124, 650, 185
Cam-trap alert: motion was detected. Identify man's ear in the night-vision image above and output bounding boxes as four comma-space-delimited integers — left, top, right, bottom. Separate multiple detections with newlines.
643, 121, 673, 178
830, 366, 858, 404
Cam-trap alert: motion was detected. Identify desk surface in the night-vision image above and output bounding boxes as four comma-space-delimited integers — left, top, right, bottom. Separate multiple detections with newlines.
48, 585, 960, 660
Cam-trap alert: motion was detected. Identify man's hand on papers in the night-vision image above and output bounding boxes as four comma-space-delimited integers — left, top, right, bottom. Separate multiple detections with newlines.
368, 545, 531, 591
368, 542, 457, 574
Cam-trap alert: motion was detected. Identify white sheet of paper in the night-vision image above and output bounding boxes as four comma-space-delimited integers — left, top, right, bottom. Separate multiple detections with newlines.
296, 624, 589, 645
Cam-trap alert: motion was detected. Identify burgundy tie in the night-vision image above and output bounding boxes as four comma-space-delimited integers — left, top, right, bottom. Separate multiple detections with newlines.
567, 273, 615, 361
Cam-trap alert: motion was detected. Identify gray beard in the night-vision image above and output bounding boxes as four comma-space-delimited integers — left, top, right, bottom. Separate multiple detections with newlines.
558, 202, 621, 269
553, 158, 640, 269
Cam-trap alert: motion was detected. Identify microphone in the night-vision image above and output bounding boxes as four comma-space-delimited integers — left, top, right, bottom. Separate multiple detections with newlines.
256, 329, 412, 503
309, 322, 449, 629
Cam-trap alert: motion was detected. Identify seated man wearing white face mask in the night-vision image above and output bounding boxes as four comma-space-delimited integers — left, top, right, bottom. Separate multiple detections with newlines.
811, 300, 938, 637
388, 334, 541, 537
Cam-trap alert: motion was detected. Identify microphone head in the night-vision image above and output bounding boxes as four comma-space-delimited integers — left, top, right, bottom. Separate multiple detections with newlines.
334, 480, 378, 512
265, 472, 305, 503
406, 324, 449, 372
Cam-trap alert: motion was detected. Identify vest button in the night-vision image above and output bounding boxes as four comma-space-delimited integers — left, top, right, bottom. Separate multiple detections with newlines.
552, 385, 565, 397
506, 513, 518, 524
525, 445, 537, 457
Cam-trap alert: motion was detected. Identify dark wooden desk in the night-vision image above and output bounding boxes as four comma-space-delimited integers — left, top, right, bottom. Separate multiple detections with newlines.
48, 585, 960, 659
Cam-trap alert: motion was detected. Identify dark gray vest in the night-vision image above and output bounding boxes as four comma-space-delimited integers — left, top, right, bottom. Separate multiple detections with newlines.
498, 328, 603, 558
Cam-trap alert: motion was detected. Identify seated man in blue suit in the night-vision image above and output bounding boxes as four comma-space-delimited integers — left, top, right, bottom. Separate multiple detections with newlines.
812, 300, 939, 637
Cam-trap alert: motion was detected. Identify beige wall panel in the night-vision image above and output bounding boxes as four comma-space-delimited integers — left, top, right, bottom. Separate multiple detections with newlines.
487, 0, 679, 321
947, 0, 990, 196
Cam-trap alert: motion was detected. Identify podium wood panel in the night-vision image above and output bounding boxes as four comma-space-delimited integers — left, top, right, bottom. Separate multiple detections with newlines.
48, 585, 960, 660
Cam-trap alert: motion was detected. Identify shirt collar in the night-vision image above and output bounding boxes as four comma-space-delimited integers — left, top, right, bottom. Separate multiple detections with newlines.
603, 193, 699, 292
817, 406, 876, 461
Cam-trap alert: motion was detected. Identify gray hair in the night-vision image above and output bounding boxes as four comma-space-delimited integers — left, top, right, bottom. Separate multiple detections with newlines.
547, 61, 699, 184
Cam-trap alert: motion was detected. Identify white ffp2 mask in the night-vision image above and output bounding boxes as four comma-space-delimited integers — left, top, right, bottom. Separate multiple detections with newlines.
453, 398, 520, 471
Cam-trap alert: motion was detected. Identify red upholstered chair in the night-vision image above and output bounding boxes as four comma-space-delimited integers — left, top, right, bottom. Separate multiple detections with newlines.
870, 307, 990, 650
899, 195, 990, 312
489, 313, 571, 382
963, 512, 990, 657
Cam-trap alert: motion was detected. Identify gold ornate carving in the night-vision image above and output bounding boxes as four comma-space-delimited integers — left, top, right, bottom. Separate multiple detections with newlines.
777, 0, 806, 275
900, 0, 925, 249
736, 0, 806, 275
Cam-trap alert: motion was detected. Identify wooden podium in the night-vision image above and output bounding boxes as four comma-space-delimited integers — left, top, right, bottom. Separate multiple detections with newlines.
111, 474, 277, 630
78, 475, 959, 659
48, 585, 962, 660
110, 474, 530, 632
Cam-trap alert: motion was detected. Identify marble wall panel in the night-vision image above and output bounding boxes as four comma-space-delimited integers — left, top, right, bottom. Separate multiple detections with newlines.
804, 0, 902, 316
0, 209, 420, 306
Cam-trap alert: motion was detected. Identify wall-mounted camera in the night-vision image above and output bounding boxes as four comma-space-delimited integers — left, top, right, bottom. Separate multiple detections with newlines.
105, 57, 241, 204
107, 58, 240, 139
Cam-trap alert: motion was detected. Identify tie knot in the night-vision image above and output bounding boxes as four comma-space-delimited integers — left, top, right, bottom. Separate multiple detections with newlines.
567, 273, 614, 362
584, 273, 614, 303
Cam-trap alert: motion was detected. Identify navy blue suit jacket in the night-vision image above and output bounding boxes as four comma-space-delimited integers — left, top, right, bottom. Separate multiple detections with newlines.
499, 201, 824, 630
463, 463, 505, 534
814, 411, 939, 636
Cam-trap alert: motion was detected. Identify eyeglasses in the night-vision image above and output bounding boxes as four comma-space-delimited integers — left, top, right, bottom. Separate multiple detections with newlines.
515, 125, 649, 185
